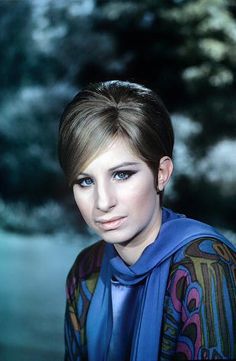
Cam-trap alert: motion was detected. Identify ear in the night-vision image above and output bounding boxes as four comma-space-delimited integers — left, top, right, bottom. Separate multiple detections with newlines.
157, 156, 173, 191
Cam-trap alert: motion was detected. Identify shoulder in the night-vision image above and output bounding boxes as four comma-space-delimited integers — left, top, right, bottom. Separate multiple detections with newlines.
167, 237, 236, 299
66, 240, 105, 299
172, 236, 236, 266
163, 237, 236, 359
70, 239, 105, 279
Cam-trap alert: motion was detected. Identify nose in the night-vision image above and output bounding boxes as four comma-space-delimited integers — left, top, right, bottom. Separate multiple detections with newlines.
95, 181, 116, 212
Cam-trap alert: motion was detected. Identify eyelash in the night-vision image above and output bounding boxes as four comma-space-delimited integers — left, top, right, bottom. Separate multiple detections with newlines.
76, 177, 94, 188
114, 170, 136, 181
76, 170, 136, 188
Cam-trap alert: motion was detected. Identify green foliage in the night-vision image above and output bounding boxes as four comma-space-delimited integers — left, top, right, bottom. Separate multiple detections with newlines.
0, 199, 76, 234
0, 84, 74, 201
0, 0, 34, 93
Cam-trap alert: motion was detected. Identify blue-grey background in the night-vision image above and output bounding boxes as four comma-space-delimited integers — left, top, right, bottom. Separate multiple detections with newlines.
0, 0, 235, 360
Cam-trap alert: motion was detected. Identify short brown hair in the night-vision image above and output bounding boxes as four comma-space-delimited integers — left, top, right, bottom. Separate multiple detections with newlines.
58, 80, 174, 188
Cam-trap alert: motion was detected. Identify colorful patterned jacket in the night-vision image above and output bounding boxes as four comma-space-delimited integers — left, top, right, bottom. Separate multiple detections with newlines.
64, 237, 236, 360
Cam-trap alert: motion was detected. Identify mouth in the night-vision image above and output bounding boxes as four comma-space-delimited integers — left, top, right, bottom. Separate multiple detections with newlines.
95, 217, 127, 231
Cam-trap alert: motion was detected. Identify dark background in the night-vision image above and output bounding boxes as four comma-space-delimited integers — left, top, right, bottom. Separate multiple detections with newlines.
0, 0, 235, 360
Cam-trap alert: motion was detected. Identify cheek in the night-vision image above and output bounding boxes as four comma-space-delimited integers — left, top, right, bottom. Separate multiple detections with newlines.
120, 181, 157, 211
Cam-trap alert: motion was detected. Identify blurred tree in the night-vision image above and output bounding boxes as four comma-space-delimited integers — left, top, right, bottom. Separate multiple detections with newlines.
0, 0, 34, 96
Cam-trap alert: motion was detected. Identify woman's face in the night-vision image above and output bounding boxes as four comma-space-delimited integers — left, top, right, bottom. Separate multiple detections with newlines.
73, 137, 162, 247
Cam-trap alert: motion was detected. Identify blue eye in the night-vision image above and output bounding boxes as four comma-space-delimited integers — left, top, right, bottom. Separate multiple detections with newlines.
113, 171, 135, 181
77, 177, 94, 187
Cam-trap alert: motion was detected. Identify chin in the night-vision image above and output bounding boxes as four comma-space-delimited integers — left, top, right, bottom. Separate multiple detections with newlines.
102, 229, 140, 246
99, 229, 129, 244
102, 235, 128, 245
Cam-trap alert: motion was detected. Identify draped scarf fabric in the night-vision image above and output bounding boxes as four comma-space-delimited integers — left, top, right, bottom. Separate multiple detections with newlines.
86, 208, 234, 361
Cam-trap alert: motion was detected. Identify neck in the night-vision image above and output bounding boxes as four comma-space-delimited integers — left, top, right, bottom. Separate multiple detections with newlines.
114, 208, 162, 266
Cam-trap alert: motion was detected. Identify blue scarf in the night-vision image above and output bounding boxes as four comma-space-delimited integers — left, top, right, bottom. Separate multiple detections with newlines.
86, 208, 234, 361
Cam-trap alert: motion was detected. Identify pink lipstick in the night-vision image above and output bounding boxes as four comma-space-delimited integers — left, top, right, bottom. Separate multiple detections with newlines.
96, 217, 126, 231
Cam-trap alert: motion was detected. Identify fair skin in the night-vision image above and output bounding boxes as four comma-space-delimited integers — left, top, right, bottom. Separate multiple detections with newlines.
73, 137, 173, 265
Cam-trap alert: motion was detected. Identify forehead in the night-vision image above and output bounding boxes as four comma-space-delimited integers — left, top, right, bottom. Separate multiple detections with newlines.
81, 137, 143, 172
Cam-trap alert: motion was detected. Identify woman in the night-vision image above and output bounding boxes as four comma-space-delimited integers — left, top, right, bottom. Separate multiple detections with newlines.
58, 80, 236, 361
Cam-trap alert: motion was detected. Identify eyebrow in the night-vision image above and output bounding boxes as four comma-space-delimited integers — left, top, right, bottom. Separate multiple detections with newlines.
78, 162, 141, 177
109, 161, 141, 171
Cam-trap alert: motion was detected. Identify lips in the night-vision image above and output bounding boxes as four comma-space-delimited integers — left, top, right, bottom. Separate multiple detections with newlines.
95, 217, 127, 231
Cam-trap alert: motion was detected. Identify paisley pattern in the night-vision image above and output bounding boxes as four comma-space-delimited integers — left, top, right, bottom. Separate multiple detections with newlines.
64, 238, 236, 360
161, 238, 236, 360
